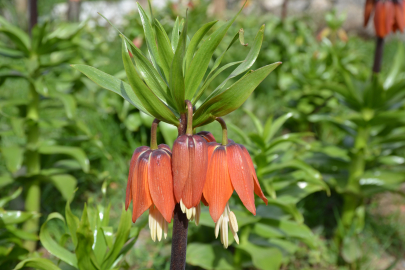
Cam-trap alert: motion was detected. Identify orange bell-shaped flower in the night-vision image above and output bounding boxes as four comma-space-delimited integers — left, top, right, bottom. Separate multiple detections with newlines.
364, 0, 405, 37
202, 118, 267, 248
125, 120, 175, 242
172, 102, 208, 223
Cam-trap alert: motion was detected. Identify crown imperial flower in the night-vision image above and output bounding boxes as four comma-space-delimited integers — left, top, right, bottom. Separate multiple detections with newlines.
203, 118, 268, 248
364, 0, 405, 37
125, 120, 175, 241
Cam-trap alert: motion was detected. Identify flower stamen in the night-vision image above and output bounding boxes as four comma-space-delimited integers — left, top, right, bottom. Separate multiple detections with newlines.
214, 202, 239, 248
180, 199, 201, 225
148, 205, 168, 242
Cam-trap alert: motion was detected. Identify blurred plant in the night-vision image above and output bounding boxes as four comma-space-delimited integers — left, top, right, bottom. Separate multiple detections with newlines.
317, 10, 348, 43
0, 188, 39, 269
0, 17, 90, 251
14, 185, 146, 270
308, 45, 405, 265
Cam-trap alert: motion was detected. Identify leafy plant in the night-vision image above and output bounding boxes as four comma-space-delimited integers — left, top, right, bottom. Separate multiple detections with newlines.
0, 17, 90, 251
15, 187, 146, 270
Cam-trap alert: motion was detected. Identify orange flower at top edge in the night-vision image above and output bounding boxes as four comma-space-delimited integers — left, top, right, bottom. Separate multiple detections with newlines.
203, 139, 268, 248
364, 0, 405, 38
125, 144, 175, 242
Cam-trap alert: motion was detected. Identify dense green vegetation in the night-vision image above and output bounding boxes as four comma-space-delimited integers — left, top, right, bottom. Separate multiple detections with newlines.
1, 1, 405, 269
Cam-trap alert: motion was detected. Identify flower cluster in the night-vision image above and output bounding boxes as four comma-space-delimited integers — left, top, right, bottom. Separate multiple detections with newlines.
364, 0, 405, 37
125, 102, 268, 248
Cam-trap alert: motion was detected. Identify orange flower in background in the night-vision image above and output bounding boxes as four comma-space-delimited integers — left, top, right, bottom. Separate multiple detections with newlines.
196, 131, 216, 143
125, 144, 175, 242
203, 139, 268, 248
364, 0, 405, 37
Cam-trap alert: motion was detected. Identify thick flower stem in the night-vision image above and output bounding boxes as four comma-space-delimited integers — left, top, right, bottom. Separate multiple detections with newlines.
170, 112, 189, 270
150, 119, 161, 150
216, 117, 228, 145
372, 37, 384, 73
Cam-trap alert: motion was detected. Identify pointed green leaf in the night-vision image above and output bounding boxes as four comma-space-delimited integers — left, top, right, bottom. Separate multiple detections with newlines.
170, 15, 188, 113
76, 205, 98, 270
193, 62, 281, 127
384, 44, 403, 89
243, 109, 263, 135
121, 37, 179, 125
192, 61, 243, 103
126, 39, 173, 108
155, 19, 174, 80
71, 64, 149, 114
265, 112, 294, 142
0, 188, 22, 208
101, 205, 131, 270
65, 200, 80, 248
48, 174, 77, 201
1, 145, 24, 173
0, 16, 30, 53
184, 7, 243, 100
207, 25, 266, 99
0, 210, 37, 225
185, 20, 218, 71
137, 3, 162, 75
171, 17, 180, 52
39, 213, 78, 268
14, 258, 61, 270
38, 145, 89, 173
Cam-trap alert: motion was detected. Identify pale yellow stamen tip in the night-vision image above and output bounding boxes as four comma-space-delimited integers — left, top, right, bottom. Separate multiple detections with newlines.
214, 202, 239, 248
180, 200, 201, 225
148, 205, 169, 242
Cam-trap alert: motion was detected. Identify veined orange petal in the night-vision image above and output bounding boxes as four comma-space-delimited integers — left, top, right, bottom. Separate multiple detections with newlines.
386, 1, 395, 34
226, 143, 256, 215
190, 135, 208, 207
148, 149, 175, 223
126, 146, 150, 210
239, 144, 268, 205
158, 144, 171, 154
203, 146, 234, 222
364, 0, 375, 27
197, 131, 216, 143
203, 142, 221, 205
132, 150, 153, 223
172, 135, 190, 203
374, 1, 388, 37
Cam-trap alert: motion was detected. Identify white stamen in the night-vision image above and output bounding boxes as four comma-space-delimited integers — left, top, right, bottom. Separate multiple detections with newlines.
214, 202, 239, 248
148, 205, 169, 242
179, 200, 201, 225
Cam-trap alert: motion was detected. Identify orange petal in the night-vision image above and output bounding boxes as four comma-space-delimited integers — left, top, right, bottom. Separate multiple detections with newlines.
188, 135, 208, 207
132, 150, 153, 223
364, 0, 375, 27
158, 144, 172, 154
201, 193, 209, 206
203, 142, 221, 205
172, 135, 190, 203
386, 1, 395, 34
148, 149, 175, 223
226, 143, 256, 215
239, 144, 268, 205
203, 146, 234, 222
126, 146, 150, 210
197, 131, 216, 143
374, 1, 388, 37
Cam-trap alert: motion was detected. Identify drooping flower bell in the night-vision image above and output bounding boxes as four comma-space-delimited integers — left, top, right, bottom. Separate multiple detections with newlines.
125, 119, 175, 242
364, 0, 405, 37
172, 101, 208, 224
203, 118, 268, 248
